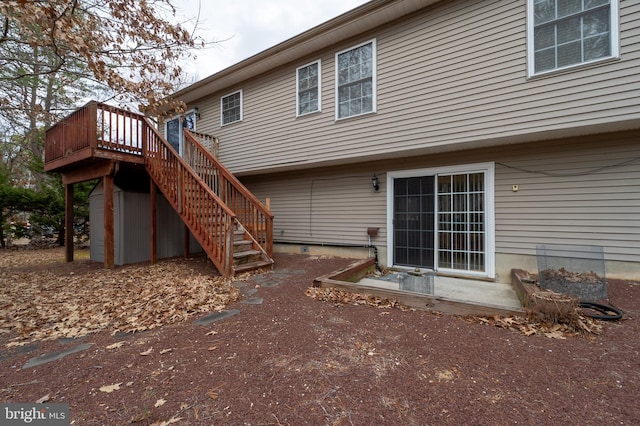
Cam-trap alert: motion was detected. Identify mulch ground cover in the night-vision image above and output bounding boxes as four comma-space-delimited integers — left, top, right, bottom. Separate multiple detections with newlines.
0, 247, 639, 425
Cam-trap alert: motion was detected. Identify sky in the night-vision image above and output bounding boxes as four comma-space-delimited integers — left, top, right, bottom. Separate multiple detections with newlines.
173, 0, 370, 82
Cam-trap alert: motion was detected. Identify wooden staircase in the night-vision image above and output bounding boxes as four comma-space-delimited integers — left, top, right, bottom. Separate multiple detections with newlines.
144, 117, 274, 276
44, 101, 273, 276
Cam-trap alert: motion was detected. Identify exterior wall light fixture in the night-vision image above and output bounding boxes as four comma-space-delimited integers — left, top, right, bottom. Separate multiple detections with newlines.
371, 174, 379, 191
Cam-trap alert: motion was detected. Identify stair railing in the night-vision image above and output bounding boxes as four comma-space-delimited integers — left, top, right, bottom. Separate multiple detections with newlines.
183, 130, 274, 257
143, 119, 236, 276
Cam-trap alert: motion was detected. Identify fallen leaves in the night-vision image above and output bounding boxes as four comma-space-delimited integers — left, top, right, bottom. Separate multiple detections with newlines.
99, 383, 122, 393
436, 369, 456, 382
35, 394, 50, 404
106, 341, 125, 349
150, 418, 182, 426
140, 348, 153, 356
154, 398, 166, 407
473, 313, 603, 339
0, 248, 242, 345
0, 248, 67, 269
305, 287, 413, 311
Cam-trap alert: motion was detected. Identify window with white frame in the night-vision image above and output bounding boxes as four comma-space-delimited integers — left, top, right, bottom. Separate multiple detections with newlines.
335, 40, 376, 119
528, 0, 618, 75
387, 163, 495, 278
297, 61, 321, 116
221, 90, 242, 125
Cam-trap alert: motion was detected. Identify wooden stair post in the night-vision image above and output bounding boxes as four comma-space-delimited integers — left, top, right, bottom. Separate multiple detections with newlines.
150, 178, 157, 264
64, 183, 74, 262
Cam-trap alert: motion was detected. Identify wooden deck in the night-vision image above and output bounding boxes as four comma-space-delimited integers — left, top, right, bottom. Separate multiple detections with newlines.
45, 102, 145, 177
44, 101, 274, 276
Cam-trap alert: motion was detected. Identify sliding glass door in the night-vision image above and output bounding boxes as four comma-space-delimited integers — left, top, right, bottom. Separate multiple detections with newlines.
393, 176, 435, 268
436, 172, 485, 272
389, 164, 494, 277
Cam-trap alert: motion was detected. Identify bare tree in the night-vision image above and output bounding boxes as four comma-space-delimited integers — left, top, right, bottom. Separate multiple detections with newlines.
0, 0, 200, 116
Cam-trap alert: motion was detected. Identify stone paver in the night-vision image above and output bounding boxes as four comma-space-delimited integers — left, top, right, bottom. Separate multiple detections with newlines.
193, 309, 240, 326
22, 343, 94, 369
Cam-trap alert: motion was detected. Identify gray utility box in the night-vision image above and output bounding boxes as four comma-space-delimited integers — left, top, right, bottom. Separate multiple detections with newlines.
399, 270, 434, 294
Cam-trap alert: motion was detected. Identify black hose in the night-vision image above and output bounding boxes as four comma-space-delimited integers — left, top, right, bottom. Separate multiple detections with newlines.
368, 245, 382, 272
578, 302, 623, 321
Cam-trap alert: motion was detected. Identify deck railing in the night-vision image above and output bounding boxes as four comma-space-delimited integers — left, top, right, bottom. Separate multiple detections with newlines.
45, 101, 144, 165
144, 120, 236, 276
45, 101, 273, 275
183, 130, 274, 256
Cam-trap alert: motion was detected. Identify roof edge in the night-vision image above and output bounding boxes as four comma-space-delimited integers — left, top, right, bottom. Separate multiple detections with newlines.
173, 0, 441, 104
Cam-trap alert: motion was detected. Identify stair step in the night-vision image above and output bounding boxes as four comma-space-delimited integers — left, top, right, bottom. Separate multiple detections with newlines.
233, 259, 274, 274
233, 239, 253, 253
233, 249, 262, 259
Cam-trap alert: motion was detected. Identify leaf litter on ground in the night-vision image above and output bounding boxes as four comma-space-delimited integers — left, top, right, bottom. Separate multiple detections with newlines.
307, 286, 604, 339
0, 248, 242, 346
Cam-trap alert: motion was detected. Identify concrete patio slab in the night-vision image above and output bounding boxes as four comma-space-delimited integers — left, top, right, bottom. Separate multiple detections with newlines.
359, 275, 522, 312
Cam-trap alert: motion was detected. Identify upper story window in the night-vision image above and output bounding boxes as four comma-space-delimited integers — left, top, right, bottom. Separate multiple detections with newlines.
528, 0, 619, 76
297, 61, 321, 116
335, 39, 376, 120
221, 90, 242, 125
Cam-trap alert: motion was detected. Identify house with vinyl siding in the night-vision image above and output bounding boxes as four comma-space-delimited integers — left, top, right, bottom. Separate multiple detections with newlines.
161, 0, 639, 283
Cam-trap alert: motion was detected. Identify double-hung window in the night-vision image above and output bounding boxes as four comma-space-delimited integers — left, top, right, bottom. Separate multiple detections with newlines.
528, 0, 619, 76
221, 90, 242, 125
297, 61, 321, 116
335, 39, 376, 120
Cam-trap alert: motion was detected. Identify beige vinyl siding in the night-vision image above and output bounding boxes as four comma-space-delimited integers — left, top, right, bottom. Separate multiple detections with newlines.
239, 130, 639, 266
241, 165, 387, 247
188, 0, 639, 175
494, 137, 640, 263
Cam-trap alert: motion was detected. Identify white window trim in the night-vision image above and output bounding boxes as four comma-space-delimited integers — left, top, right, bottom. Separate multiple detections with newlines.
334, 38, 377, 121
220, 89, 243, 126
296, 60, 322, 117
386, 162, 496, 279
526, 0, 620, 78
164, 109, 197, 156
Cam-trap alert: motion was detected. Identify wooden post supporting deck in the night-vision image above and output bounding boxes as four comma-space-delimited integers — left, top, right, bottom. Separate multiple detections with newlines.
150, 178, 157, 264
103, 175, 115, 269
184, 224, 190, 258
61, 160, 117, 265
64, 183, 74, 262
